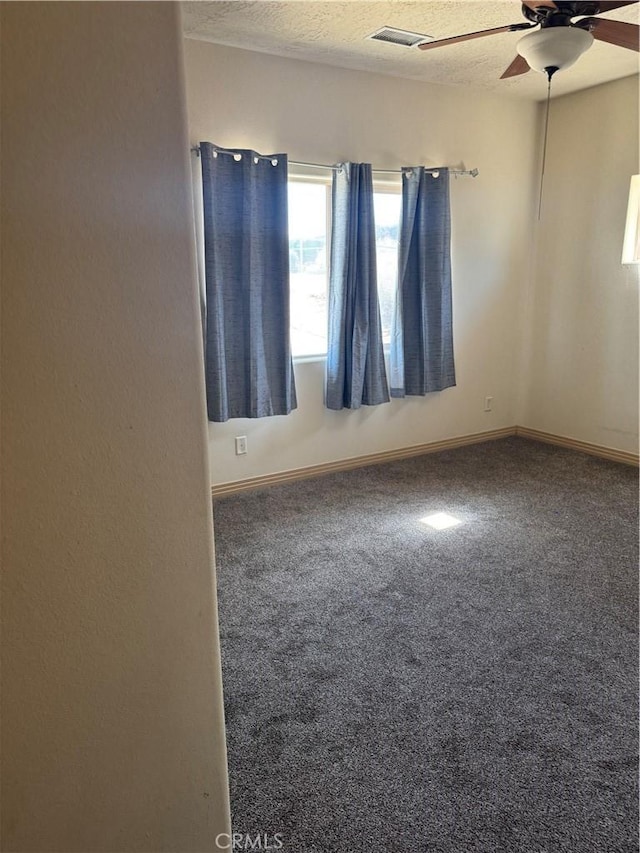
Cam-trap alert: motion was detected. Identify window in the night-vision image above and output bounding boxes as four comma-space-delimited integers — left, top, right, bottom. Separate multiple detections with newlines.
288, 181, 329, 358
373, 190, 402, 345
288, 178, 401, 358
622, 174, 640, 265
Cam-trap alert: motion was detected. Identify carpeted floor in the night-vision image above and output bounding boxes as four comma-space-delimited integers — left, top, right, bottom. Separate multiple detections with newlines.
212, 437, 638, 853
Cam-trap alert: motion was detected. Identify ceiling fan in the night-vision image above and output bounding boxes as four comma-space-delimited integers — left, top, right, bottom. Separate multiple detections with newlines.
418, 1, 639, 81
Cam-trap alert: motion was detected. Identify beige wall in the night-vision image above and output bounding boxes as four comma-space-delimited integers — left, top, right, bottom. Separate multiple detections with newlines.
520, 75, 639, 453
184, 40, 540, 487
1, 4, 230, 850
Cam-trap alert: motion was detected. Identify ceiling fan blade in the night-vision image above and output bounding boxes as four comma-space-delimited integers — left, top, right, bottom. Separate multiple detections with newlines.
522, 1, 558, 11
589, 1, 638, 11
418, 24, 530, 50
522, 0, 637, 13
500, 54, 532, 77
579, 17, 640, 50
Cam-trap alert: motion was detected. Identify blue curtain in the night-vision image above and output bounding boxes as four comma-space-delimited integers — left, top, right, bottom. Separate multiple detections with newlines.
200, 143, 297, 422
389, 167, 456, 397
325, 163, 389, 411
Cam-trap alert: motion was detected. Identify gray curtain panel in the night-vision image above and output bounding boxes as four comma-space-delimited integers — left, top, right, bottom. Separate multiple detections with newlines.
325, 163, 389, 411
389, 167, 456, 397
200, 142, 297, 422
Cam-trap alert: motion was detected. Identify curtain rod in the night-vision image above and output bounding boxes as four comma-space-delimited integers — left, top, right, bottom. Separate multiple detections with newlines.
190, 146, 478, 178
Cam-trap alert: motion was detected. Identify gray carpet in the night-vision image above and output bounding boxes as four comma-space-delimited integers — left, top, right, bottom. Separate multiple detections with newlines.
212, 437, 638, 853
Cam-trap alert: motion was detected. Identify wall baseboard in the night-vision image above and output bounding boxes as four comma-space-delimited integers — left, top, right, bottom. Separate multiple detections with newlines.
514, 426, 639, 467
211, 425, 638, 498
211, 426, 516, 497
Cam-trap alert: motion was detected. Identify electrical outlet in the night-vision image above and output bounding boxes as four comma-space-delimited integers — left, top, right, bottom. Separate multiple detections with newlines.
235, 435, 247, 455
484, 396, 493, 412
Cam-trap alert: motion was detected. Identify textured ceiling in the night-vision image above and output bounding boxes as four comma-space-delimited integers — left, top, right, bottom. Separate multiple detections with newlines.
182, 0, 640, 101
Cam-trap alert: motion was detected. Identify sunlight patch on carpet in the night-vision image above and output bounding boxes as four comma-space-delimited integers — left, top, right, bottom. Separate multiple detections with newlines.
420, 511, 462, 530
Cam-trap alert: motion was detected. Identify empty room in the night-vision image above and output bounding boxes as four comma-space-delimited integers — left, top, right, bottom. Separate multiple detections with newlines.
183, 1, 639, 851
2, 2, 638, 853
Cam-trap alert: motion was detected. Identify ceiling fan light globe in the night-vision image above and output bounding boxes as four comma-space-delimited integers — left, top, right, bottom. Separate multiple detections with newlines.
516, 27, 594, 74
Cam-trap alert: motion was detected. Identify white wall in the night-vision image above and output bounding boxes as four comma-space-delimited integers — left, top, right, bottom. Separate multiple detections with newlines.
184, 40, 540, 487
2, 4, 230, 850
520, 75, 639, 453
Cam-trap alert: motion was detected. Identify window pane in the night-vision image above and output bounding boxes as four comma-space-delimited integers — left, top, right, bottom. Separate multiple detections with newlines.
288, 182, 328, 357
374, 192, 401, 345
288, 183, 400, 356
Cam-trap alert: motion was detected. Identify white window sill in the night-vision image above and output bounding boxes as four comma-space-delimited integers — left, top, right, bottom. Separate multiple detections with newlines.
293, 353, 327, 364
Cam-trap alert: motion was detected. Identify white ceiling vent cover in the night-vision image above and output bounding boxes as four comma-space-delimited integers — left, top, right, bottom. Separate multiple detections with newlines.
367, 26, 433, 48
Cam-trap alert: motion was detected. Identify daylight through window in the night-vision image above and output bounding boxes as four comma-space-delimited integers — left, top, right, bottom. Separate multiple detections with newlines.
288, 179, 401, 358
288, 181, 329, 358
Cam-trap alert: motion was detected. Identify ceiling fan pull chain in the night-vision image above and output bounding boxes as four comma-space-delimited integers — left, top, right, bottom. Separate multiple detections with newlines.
538, 70, 555, 220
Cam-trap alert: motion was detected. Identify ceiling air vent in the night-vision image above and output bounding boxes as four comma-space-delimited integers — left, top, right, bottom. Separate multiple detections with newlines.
367, 26, 433, 48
